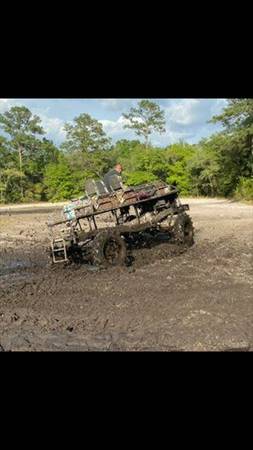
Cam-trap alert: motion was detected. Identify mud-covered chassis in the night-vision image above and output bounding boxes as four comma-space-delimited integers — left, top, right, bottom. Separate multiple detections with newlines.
48, 187, 194, 267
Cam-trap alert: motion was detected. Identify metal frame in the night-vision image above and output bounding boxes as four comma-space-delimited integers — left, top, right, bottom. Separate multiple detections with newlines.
48, 183, 191, 265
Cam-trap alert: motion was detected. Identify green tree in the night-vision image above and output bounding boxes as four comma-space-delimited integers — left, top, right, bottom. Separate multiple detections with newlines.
44, 156, 81, 202
62, 113, 111, 154
164, 143, 196, 195
198, 132, 251, 197
24, 138, 60, 201
123, 147, 167, 186
63, 148, 113, 190
0, 106, 45, 198
0, 136, 9, 202
0, 168, 26, 203
123, 100, 166, 146
25, 138, 59, 180
211, 99, 253, 133
211, 99, 253, 178
61, 113, 112, 183
0, 136, 10, 169
126, 170, 157, 186
111, 139, 141, 160
0, 136, 21, 202
235, 178, 253, 201
187, 145, 220, 196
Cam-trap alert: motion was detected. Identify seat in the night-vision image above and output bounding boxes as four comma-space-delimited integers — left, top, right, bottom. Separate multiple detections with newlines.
85, 178, 116, 211
95, 180, 109, 196
85, 179, 97, 198
85, 179, 109, 198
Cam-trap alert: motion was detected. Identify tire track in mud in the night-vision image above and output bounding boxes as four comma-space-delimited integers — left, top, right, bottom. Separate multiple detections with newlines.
1, 237, 252, 307
1, 201, 253, 351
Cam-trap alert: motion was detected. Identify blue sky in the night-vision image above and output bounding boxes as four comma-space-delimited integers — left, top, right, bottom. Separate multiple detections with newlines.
0, 98, 227, 146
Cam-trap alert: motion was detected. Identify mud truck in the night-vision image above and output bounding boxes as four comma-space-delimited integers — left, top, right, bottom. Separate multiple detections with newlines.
48, 176, 194, 267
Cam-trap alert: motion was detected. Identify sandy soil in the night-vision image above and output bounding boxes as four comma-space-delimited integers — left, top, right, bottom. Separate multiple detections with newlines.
0, 198, 253, 352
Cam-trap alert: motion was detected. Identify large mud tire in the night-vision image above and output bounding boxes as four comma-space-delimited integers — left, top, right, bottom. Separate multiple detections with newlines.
91, 231, 127, 267
172, 213, 194, 247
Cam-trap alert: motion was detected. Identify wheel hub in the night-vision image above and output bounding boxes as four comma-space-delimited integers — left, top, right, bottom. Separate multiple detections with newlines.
103, 238, 121, 264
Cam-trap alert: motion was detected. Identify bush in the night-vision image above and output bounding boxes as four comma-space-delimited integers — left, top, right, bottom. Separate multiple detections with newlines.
44, 158, 82, 201
234, 178, 253, 201
0, 169, 26, 203
125, 171, 158, 186
23, 183, 46, 202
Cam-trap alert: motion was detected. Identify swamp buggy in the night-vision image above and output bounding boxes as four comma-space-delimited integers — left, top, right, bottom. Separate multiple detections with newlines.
48, 176, 194, 267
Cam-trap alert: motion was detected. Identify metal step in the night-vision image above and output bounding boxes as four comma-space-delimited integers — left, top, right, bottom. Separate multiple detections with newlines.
51, 239, 68, 263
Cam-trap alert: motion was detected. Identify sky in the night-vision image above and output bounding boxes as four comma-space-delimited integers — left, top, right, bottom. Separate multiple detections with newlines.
0, 98, 227, 147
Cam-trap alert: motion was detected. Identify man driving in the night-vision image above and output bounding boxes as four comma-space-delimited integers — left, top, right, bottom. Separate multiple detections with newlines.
103, 163, 123, 193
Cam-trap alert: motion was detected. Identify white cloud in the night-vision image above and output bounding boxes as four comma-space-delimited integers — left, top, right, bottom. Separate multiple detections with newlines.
0, 99, 66, 144
165, 99, 201, 125
165, 99, 226, 128
0, 98, 228, 146
0, 98, 13, 112
100, 115, 131, 137
99, 99, 136, 111
99, 99, 227, 145
39, 114, 66, 143
158, 99, 227, 144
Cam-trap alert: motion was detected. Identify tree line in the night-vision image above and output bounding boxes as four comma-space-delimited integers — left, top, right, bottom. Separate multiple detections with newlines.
0, 99, 253, 203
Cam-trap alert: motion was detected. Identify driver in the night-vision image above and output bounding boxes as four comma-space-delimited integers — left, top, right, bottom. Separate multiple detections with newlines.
103, 163, 123, 193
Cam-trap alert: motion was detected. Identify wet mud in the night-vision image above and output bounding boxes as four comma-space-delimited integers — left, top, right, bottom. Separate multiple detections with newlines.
0, 199, 253, 351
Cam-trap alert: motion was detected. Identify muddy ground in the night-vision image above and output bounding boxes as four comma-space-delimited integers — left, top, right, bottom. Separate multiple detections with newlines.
0, 198, 253, 352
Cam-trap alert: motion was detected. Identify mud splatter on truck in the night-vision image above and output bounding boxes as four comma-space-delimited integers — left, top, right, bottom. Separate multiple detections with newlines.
48, 179, 194, 267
